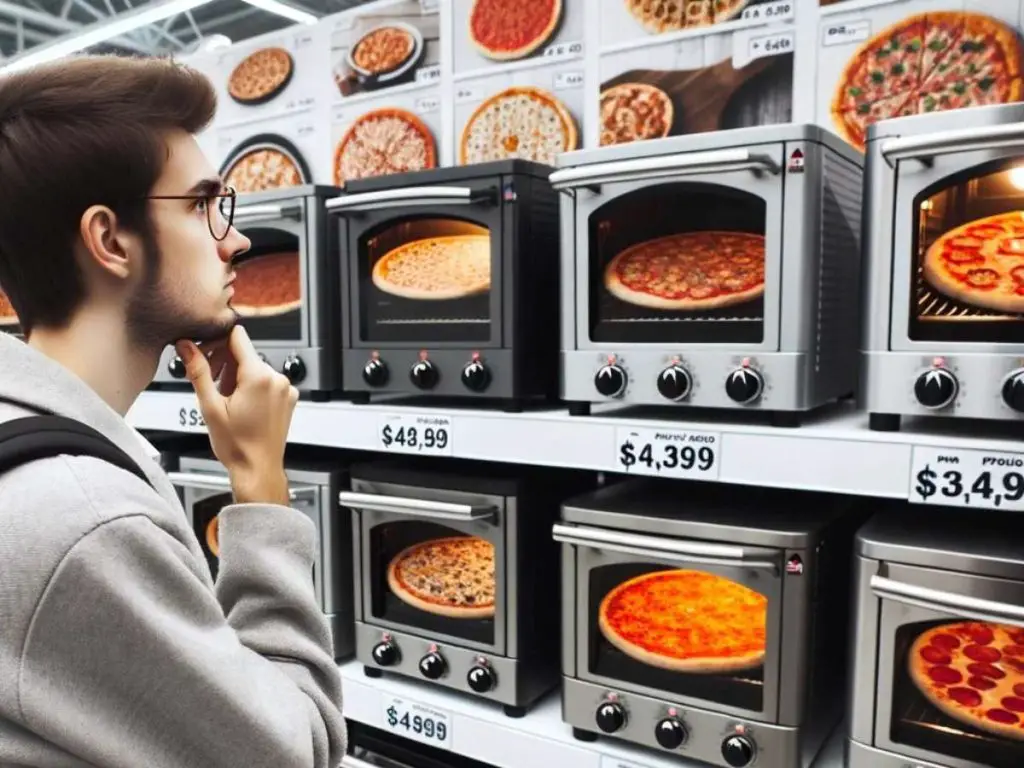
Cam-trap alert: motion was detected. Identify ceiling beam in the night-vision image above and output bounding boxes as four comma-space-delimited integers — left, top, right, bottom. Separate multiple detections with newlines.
0, 0, 153, 53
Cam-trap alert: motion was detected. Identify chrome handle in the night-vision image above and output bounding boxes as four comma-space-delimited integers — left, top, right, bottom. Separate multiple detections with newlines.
341, 757, 383, 768
880, 123, 1024, 167
551, 523, 778, 572
339, 491, 496, 522
549, 149, 780, 191
232, 202, 304, 225
871, 575, 1024, 628
166, 471, 319, 503
325, 186, 496, 213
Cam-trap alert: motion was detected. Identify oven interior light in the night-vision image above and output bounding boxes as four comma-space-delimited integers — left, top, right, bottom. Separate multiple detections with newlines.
1009, 166, 1024, 190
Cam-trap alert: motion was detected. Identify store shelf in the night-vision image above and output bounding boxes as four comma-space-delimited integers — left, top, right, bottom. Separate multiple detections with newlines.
338, 661, 844, 768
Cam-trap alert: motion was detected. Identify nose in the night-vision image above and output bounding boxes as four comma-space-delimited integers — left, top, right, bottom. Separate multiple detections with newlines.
219, 227, 251, 263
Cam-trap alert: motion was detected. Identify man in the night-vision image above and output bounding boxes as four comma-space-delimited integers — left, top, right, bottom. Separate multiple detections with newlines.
0, 55, 346, 767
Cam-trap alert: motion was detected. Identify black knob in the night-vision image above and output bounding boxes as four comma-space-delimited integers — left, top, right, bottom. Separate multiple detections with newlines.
725, 367, 764, 405
594, 364, 627, 398
467, 664, 495, 692
1002, 369, 1024, 412
371, 640, 399, 667
722, 735, 756, 767
362, 358, 389, 387
657, 365, 692, 402
914, 367, 958, 410
461, 360, 491, 392
282, 356, 306, 384
595, 701, 626, 733
419, 652, 446, 680
167, 355, 186, 379
410, 360, 439, 390
655, 717, 687, 750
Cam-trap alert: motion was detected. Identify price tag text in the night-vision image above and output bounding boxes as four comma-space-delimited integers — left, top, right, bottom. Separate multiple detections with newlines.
748, 31, 794, 60
741, 1, 794, 22
910, 447, 1024, 511
543, 40, 584, 59
178, 406, 206, 429
554, 71, 585, 90
823, 19, 871, 46
379, 414, 453, 456
416, 65, 442, 84
614, 427, 721, 480
382, 696, 451, 749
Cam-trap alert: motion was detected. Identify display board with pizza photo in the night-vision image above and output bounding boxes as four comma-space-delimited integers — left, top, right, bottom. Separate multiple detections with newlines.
598, 24, 794, 145
215, 104, 327, 190
329, 0, 440, 98
0, 286, 21, 336
816, 2, 1024, 152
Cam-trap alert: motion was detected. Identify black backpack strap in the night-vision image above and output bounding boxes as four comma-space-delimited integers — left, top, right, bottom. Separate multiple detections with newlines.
0, 415, 153, 487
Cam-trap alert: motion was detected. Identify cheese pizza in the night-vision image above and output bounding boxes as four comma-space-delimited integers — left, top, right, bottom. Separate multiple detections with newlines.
0, 288, 17, 327
352, 26, 415, 74
333, 108, 436, 184
227, 47, 293, 105
231, 251, 302, 317
387, 536, 495, 619
460, 86, 577, 165
600, 82, 674, 146
372, 235, 491, 301
223, 146, 304, 193
468, 0, 562, 61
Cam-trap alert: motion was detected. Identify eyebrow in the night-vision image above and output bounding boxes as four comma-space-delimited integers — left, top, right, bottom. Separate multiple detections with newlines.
186, 177, 224, 197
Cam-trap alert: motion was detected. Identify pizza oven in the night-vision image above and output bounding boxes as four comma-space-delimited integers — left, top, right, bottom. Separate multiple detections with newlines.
847, 506, 1024, 768
326, 160, 561, 410
550, 124, 864, 426
555, 478, 866, 768
153, 185, 342, 398
861, 102, 1024, 431
340, 458, 593, 715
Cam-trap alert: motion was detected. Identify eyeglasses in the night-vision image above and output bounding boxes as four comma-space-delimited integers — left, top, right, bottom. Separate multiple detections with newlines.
147, 185, 237, 241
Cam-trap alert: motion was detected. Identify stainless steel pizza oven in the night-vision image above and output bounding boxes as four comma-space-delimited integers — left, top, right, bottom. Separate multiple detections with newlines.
340, 459, 591, 715
327, 160, 561, 410
847, 507, 1024, 768
861, 103, 1024, 431
153, 185, 342, 398
551, 124, 864, 426
555, 479, 865, 767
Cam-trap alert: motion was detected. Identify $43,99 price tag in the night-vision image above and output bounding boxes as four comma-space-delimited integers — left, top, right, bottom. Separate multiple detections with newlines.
614, 426, 721, 480
382, 696, 451, 750
379, 414, 453, 456
909, 446, 1024, 511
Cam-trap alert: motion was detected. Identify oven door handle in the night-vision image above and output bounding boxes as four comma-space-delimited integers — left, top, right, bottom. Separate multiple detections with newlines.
338, 491, 497, 522
166, 471, 319, 503
232, 202, 304, 226
880, 123, 1024, 167
870, 575, 1024, 627
325, 186, 497, 214
341, 757, 384, 768
549, 149, 781, 191
551, 523, 778, 572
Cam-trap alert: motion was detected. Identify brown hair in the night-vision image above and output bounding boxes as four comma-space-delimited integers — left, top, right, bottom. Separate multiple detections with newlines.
0, 54, 216, 333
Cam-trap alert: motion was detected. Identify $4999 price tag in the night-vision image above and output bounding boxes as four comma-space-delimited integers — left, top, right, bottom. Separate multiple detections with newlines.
614, 426, 721, 480
382, 696, 451, 749
909, 446, 1024, 511
379, 413, 453, 456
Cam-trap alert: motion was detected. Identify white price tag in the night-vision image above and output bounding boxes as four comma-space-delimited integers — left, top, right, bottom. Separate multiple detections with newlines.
741, 0, 795, 22
415, 95, 441, 114
416, 64, 442, 84
542, 39, 584, 59
748, 31, 794, 60
455, 86, 482, 104
613, 426, 721, 480
554, 71, 585, 90
296, 124, 315, 136
177, 405, 206, 430
822, 19, 871, 47
382, 696, 451, 749
293, 32, 313, 49
909, 447, 1024, 512
379, 413, 453, 456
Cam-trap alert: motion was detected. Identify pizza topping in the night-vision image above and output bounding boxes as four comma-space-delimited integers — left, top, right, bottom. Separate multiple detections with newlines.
1005, 644, 1024, 657
335, 109, 436, 184
969, 662, 1007, 680
929, 665, 964, 685
389, 536, 495, 614
601, 83, 673, 146
1002, 696, 1024, 712
966, 645, 1003, 663
944, 249, 986, 265
948, 236, 984, 249
987, 708, 1020, 724
920, 646, 952, 664
932, 633, 962, 650
1014, 683, 1024, 697
970, 676, 999, 691
469, 0, 560, 58
964, 267, 1000, 288
999, 237, 1024, 255
353, 27, 414, 74
948, 686, 983, 707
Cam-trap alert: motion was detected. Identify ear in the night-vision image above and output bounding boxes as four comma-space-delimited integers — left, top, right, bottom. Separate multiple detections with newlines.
78, 205, 142, 280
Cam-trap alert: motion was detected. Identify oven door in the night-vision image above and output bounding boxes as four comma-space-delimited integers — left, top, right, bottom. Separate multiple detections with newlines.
340, 487, 506, 656
229, 197, 311, 348
870, 566, 1024, 768
553, 523, 784, 723
551, 145, 784, 349
328, 182, 502, 347
886, 123, 1024, 351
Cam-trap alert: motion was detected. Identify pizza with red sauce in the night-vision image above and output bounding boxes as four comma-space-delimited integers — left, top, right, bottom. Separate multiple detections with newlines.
468, 0, 562, 61
909, 621, 1024, 740
923, 212, 1024, 314
603, 231, 765, 310
230, 251, 302, 317
0, 288, 18, 327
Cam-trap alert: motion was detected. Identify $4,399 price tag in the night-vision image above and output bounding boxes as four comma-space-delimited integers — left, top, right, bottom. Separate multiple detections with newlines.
378, 413, 453, 456
909, 446, 1024, 511
614, 426, 721, 480
382, 696, 452, 750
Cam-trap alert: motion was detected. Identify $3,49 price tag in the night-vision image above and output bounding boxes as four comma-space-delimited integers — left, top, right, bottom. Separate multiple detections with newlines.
378, 413, 453, 456
382, 696, 452, 750
909, 446, 1024, 511
614, 426, 721, 480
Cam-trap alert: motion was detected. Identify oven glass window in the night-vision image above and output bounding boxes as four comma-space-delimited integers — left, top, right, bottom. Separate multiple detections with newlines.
231, 227, 304, 341
192, 492, 231, 580
909, 160, 1024, 343
588, 183, 766, 344
0, 283, 21, 336
369, 520, 496, 644
588, 564, 767, 711
359, 218, 492, 343
888, 619, 1024, 768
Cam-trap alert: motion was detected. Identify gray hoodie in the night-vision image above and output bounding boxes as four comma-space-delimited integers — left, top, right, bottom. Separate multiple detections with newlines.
0, 333, 346, 768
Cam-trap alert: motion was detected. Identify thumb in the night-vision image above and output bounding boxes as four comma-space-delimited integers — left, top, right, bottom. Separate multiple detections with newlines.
175, 341, 225, 423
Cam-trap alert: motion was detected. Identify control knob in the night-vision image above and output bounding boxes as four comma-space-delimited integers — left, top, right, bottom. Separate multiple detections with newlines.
1002, 368, 1024, 413
725, 367, 764, 405
722, 735, 756, 768
654, 717, 687, 749
371, 640, 399, 667
410, 359, 439, 390
461, 359, 491, 392
167, 355, 186, 379
362, 358, 389, 387
595, 701, 626, 733
594, 364, 627, 398
282, 356, 306, 384
657, 364, 692, 402
419, 651, 447, 680
467, 664, 496, 692
914, 367, 958, 410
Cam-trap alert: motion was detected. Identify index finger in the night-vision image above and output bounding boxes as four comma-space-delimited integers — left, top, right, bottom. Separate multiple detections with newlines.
227, 325, 263, 370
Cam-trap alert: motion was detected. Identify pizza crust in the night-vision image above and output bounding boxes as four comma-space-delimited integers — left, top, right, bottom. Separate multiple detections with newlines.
459, 85, 578, 165
386, 537, 495, 619
372, 235, 491, 300
468, 0, 562, 61
334, 108, 437, 184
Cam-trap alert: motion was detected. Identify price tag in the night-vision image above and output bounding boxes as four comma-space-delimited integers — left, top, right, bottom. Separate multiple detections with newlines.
613, 426, 721, 480
416, 64, 442, 84
554, 71, 584, 90
415, 95, 441, 114
382, 695, 451, 749
297, 124, 315, 136
455, 86, 482, 104
748, 31, 794, 60
542, 39, 584, 59
293, 32, 313, 49
178, 406, 206, 429
822, 19, 871, 47
909, 446, 1024, 512
379, 413, 453, 456
741, 1, 795, 22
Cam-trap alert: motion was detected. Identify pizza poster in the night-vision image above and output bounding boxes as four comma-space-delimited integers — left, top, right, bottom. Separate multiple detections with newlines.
215, 109, 328, 191
815, 0, 1024, 152
597, 24, 794, 145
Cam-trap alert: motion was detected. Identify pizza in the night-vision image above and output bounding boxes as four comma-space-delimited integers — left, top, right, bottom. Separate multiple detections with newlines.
334, 108, 436, 184
599, 570, 767, 672
600, 83, 674, 146
623, 0, 745, 34
227, 47, 293, 105
604, 231, 765, 310
352, 26, 415, 74
460, 86, 578, 165
0, 288, 18, 327
468, 0, 562, 61
387, 536, 495, 619
223, 147, 304, 193
205, 517, 220, 558
230, 252, 302, 317
372, 235, 491, 300
909, 621, 1024, 740
831, 12, 1023, 151
922, 212, 1024, 314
